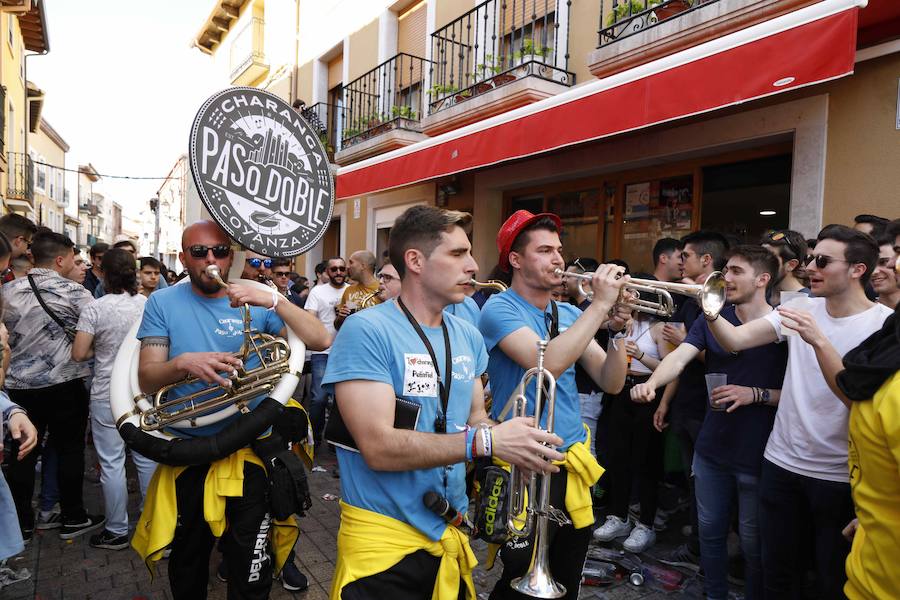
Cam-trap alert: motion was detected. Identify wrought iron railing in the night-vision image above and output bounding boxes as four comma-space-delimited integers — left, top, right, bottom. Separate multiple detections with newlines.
598, 0, 720, 47
6, 152, 33, 203
341, 53, 432, 148
230, 17, 266, 80
429, 0, 574, 114
301, 102, 342, 155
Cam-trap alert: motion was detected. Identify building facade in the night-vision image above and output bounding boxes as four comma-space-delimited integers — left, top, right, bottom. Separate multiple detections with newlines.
76, 163, 101, 246
29, 117, 68, 233
192, 0, 900, 277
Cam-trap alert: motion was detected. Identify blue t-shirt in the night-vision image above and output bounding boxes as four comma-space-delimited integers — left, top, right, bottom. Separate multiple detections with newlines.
321, 300, 488, 541
136, 283, 285, 437
444, 295, 481, 327
479, 290, 586, 450
685, 305, 788, 475
669, 299, 708, 424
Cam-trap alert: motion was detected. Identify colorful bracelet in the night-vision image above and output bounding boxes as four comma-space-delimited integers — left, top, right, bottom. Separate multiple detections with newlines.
464, 425, 475, 461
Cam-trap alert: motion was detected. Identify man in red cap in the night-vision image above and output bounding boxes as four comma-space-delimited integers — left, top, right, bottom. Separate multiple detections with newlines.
479, 210, 631, 599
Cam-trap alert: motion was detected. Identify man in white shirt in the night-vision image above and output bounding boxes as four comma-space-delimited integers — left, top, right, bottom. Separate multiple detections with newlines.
303, 256, 348, 448
706, 224, 891, 600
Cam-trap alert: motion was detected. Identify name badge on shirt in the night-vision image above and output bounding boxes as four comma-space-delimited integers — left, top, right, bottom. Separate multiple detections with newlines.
404, 353, 438, 397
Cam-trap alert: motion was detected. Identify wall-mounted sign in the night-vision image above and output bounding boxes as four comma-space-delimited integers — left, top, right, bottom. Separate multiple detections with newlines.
189, 87, 334, 257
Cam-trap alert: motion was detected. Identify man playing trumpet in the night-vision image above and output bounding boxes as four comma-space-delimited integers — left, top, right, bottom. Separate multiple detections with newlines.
134, 220, 330, 600
479, 210, 630, 599
322, 206, 563, 599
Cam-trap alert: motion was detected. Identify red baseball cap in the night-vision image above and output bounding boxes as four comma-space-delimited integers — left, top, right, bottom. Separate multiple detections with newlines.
496, 210, 562, 271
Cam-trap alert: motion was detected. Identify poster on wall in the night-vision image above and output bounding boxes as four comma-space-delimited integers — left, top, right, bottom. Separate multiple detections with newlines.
625, 182, 651, 219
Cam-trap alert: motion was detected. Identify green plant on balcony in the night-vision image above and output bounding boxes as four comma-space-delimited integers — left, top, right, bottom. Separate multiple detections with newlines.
605, 0, 692, 26
342, 126, 361, 139
390, 105, 418, 120
474, 54, 501, 80
427, 83, 458, 98
514, 38, 550, 62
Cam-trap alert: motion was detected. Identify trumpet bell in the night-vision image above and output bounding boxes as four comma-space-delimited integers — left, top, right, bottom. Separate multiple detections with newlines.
511, 564, 567, 599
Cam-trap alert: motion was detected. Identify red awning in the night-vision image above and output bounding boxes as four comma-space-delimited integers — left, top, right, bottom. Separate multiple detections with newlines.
336, 0, 863, 199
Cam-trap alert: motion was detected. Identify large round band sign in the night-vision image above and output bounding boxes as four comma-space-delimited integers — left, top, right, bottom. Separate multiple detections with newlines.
189, 87, 334, 257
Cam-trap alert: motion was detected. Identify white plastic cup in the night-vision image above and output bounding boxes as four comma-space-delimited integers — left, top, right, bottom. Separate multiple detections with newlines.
705, 373, 728, 411
779, 292, 808, 336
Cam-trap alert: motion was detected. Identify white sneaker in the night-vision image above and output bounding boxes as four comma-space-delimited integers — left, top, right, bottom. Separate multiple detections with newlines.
623, 523, 656, 553
592, 515, 632, 542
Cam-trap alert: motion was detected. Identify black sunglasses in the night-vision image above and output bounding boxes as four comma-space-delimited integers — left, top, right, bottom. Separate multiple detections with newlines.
272, 271, 291, 277
189, 244, 230, 259
247, 258, 273, 269
329, 266, 346, 273
804, 254, 849, 269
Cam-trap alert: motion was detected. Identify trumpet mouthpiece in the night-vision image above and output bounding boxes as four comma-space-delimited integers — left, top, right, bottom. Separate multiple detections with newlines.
205, 265, 227, 288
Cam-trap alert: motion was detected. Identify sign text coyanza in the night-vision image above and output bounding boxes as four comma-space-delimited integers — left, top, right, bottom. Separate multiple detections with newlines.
189, 87, 334, 257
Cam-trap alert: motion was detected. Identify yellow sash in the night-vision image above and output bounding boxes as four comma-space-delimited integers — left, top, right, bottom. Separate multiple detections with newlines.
131, 447, 298, 575
330, 501, 477, 600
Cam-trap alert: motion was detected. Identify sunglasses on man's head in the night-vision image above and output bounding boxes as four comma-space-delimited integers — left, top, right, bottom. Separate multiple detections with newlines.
804, 254, 849, 269
247, 258, 272, 269
188, 244, 230, 259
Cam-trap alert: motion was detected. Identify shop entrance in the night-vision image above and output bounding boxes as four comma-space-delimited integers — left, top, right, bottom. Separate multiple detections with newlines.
700, 154, 792, 243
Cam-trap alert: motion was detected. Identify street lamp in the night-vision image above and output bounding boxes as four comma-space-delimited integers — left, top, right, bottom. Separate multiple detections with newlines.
149, 196, 160, 257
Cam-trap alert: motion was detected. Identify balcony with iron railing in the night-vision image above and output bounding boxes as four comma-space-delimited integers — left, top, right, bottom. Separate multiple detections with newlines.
333, 53, 432, 166
6, 152, 33, 206
589, 0, 817, 78
422, 0, 574, 136
301, 102, 340, 158
229, 16, 268, 85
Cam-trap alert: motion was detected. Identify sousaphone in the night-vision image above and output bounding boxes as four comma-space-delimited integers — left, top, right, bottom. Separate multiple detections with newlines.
110, 88, 334, 465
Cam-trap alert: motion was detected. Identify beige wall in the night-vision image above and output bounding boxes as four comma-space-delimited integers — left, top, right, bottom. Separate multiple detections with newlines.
822, 53, 900, 225
297, 61, 314, 104
435, 0, 474, 31
568, 0, 603, 85
347, 19, 381, 82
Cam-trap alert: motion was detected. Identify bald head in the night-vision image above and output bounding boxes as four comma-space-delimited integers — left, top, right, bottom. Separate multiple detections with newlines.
348, 250, 377, 283
182, 220, 229, 251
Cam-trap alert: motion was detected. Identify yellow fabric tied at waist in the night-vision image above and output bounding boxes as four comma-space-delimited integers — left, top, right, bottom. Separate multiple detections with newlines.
131, 447, 299, 576
331, 501, 477, 600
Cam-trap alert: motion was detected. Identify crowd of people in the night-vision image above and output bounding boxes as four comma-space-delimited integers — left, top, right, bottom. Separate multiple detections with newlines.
0, 205, 897, 600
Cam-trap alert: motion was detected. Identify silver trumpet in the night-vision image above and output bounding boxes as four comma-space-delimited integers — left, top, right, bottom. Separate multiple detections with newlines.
554, 268, 727, 319
503, 338, 571, 598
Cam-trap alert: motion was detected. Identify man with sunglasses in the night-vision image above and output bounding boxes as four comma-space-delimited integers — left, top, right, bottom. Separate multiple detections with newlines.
705, 224, 891, 599
270, 258, 305, 308
761, 229, 810, 306
135, 221, 329, 600
242, 251, 273, 283
304, 256, 348, 453
0, 213, 37, 283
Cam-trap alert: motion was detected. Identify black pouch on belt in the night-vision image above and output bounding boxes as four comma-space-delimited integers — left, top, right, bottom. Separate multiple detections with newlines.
473, 463, 511, 544
252, 433, 312, 520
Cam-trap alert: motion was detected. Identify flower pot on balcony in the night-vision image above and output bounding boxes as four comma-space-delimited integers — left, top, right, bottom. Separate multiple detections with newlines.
492, 73, 517, 87
653, 0, 692, 21
473, 82, 494, 95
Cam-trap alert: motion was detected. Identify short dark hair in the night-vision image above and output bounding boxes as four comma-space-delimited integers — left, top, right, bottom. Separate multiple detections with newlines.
727, 245, 779, 282
652, 238, 682, 266
139, 256, 162, 271
854, 214, 889, 239
0, 231, 11, 262
113, 239, 137, 252
389, 205, 472, 279
681, 230, 730, 270
102, 248, 138, 295
762, 229, 808, 264
509, 217, 560, 259
270, 257, 291, 269
292, 99, 306, 110
886, 219, 900, 245
89, 242, 109, 259
0, 213, 37, 241
314, 261, 326, 275
31, 230, 75, 266
817, 224, 879, 286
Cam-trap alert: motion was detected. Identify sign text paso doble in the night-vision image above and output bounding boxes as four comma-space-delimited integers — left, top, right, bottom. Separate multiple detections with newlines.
189, 87, 334, 257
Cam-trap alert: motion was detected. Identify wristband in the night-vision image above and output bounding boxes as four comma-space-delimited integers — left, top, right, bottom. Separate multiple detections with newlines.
268, 290, 279, 311
464, 425, 475, 461
638, 351, 645, 361
479, 424, 493, 458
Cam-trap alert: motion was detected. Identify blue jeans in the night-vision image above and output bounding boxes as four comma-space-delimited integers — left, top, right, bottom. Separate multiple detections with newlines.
578, 391, 602, 457
693, 452, 762, 600
308, 353, 330, 445
39, 443, 59, 512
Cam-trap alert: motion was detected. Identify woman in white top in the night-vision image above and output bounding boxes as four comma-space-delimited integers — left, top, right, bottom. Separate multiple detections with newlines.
72, 249, 156, 551
592, 309, 672, 554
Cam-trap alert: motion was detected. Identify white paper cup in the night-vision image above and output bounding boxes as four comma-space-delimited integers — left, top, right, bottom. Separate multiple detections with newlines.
779, 292, 808, 336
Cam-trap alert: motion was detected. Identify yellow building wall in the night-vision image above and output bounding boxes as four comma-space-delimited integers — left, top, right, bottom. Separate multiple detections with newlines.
347, 19, 380, 83
297, 60, 314, 104
29, 124, 67, 231
435, 0, 475, 31
1, 12, 31, 214
568, 0, 603, 85
822, 53, 900, 225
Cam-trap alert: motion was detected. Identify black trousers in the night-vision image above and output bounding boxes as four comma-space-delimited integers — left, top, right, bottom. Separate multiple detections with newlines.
671, 415, 703, 554
341, 549, 466, 600
168, 463, 274, 600
758, 459, 852, 600
489, 468, 591, 600
606, 378, 663, 526
6, 379, 89, 530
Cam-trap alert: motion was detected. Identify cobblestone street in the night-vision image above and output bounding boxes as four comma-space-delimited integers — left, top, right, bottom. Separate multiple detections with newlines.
1, 450, 712, 600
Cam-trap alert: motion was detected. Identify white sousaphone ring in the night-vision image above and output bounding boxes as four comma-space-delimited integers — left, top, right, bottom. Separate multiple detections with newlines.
109, 87, 333, 465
